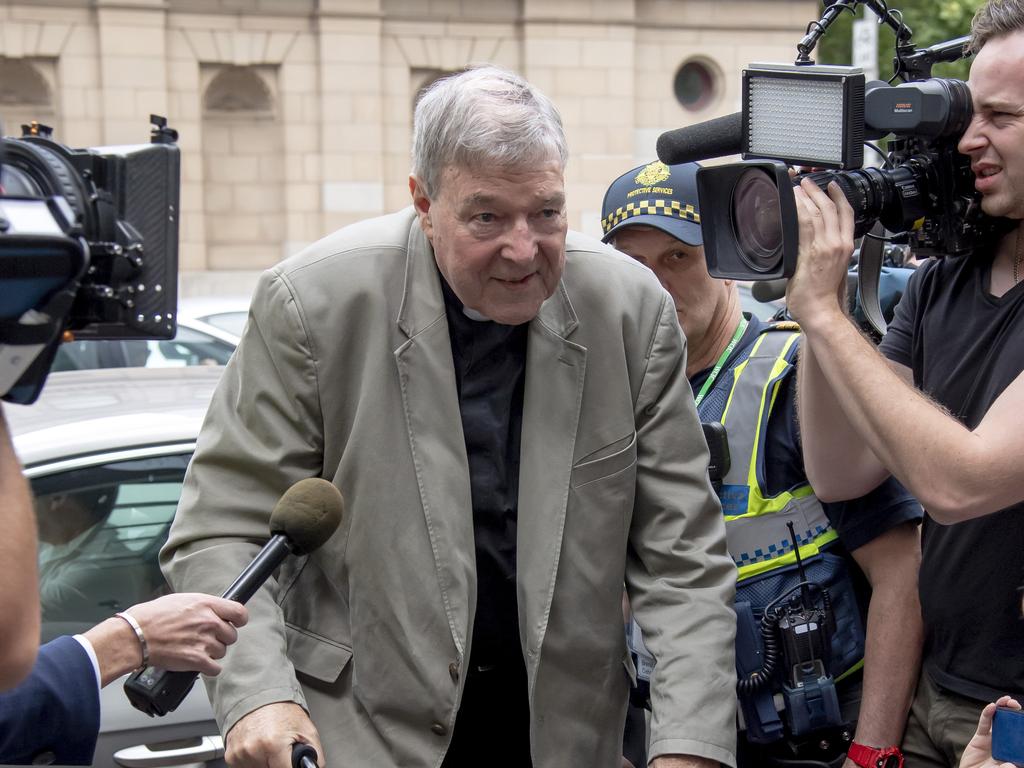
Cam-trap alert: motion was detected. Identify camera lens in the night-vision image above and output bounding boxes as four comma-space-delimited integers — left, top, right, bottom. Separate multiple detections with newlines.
731, 167, 782, 273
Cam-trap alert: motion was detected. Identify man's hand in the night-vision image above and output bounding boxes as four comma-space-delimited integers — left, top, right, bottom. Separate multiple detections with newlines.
126, 592, 249, 675
785, 177, 856, 329
651, 756, 718, 767
959, 695, 1022, 768
226, 702, 324, 768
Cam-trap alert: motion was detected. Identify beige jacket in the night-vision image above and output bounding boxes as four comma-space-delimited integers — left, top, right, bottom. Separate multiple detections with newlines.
162, 207, 737, 768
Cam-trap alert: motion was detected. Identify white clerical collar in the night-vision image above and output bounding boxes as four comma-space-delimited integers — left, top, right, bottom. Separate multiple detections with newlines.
462, 306, 491, 322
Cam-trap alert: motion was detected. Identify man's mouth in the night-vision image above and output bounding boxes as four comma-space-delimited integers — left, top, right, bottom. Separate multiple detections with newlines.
974, 162, 1002, 178
496, 274, 535, 285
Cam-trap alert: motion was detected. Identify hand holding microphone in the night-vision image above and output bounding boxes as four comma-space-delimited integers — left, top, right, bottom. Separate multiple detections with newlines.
124, 478, 345, 717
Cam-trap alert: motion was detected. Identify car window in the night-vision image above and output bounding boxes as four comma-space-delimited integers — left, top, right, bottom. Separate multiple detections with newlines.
200, 310, 248, 338
50, 327, 234, 371
32, 452, 191, 643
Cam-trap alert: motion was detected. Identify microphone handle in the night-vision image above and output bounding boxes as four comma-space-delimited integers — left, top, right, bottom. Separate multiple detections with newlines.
222, 535, 294, 603
292, 743, 320, 768
123, 534, 295, 717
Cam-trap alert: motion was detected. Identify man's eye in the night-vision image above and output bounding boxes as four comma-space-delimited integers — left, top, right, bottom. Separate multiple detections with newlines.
668, 251, 688, 261
474, 212, 496, 224
541, 209, 560, 218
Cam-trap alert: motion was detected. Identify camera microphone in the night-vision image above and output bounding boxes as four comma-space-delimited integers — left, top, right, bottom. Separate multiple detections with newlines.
123, 477, 345, 717
656, 112, 743, 166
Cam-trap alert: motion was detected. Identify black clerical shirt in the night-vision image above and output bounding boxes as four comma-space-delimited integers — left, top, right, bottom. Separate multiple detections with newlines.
440, 278, 532, 767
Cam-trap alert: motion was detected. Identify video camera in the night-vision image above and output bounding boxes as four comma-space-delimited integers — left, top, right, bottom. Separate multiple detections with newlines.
657, 0, 1004, 283
0, 115, 180, 403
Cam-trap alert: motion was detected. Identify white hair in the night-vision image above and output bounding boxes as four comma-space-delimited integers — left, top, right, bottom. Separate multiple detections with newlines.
411, 65, 568, 197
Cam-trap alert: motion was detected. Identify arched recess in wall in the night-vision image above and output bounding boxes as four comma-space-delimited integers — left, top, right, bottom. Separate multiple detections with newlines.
201, 64, 285, 270
0, 57, 57, 139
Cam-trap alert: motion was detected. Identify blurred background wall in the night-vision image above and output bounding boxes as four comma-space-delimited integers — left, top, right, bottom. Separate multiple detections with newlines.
0, 0, 815, 297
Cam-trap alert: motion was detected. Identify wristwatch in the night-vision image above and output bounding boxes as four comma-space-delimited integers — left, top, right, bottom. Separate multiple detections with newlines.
847, 742, 905, 768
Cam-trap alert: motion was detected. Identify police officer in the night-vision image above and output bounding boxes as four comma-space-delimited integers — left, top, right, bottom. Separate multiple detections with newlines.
603, 161, 923, 768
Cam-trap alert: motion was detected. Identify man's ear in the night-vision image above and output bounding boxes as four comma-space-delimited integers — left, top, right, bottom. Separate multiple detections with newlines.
409, 175, 433, 240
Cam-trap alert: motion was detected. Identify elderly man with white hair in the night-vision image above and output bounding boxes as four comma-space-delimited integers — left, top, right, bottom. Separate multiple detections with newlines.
164, 65, 738, 768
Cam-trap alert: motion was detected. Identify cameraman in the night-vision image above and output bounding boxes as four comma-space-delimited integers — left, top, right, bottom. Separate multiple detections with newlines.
0, 405, 40, 690
789, 1, 1024, 765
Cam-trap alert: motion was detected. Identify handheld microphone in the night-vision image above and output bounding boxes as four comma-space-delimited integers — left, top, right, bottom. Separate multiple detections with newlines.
656, 112, 743, 166
123, 478, 345, 717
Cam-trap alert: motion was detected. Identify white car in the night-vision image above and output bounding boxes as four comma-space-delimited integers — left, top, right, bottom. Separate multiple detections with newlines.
6, 367, 227, 768
51, 297, 249, 372
177, 296, 251, 341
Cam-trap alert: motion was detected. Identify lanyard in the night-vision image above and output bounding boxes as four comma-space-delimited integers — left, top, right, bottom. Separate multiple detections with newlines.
694, 317, 748, 408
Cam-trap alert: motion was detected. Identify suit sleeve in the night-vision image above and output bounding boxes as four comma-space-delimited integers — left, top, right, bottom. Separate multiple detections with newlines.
625, 295, 738, 767
0, 636, 100, 765
160, 267, 326, 734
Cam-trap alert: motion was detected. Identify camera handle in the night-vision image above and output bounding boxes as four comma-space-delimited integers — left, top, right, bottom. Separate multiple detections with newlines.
896, 35, 970, 81
856, 222, 889, 337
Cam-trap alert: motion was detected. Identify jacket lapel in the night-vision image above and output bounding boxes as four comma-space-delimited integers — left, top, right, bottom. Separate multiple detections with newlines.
517, 282, 586, 671
394, 220, 475, 656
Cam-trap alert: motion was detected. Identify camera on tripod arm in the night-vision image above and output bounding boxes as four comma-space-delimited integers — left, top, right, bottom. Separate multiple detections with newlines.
656, 0, 1004, 284
0, 115, 180, 403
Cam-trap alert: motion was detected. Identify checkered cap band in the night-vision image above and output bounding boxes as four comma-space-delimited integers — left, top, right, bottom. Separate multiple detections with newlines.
601, 198, 701, 234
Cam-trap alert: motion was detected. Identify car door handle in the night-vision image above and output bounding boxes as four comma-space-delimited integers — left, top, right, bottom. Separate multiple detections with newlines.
113, 734, 224, 767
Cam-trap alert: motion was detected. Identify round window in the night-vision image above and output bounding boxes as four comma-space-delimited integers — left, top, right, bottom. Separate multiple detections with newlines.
673, 60, 717, 112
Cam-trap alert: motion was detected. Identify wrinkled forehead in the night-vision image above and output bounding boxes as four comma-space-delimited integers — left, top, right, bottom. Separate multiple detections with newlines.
436, 160, 566, 202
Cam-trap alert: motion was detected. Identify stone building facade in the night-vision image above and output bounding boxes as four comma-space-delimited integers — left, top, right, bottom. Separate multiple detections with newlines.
0, 0, 815, 295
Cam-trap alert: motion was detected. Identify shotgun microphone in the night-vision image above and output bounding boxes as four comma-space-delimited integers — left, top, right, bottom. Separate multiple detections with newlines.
656, 112, 743, 165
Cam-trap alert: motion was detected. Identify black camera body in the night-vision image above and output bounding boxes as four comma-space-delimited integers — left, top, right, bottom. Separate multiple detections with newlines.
673, 2, 999, 282
0, 116, 180, 403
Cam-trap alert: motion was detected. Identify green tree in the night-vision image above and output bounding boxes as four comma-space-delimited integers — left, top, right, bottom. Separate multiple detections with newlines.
815, 0, 985, 80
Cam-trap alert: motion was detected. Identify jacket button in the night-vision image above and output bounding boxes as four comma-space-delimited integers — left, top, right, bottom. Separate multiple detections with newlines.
448, 662, 460, 682
431, 722, 448, 736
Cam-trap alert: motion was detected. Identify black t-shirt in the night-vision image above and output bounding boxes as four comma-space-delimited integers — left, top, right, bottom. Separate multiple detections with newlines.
692, 316, 922, 553
879, 252, 1024, 701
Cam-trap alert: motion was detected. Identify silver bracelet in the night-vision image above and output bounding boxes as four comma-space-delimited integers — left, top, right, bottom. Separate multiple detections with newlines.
114, 611, 149, 669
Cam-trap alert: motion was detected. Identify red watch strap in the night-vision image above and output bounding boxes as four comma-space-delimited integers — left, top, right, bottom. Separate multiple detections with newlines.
847, 742, 905, 768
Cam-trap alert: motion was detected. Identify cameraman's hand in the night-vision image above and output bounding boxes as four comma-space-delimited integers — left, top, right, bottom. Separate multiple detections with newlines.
959, 696, 1021, 768
226, 702, 324, 768
785, 177, 855, 330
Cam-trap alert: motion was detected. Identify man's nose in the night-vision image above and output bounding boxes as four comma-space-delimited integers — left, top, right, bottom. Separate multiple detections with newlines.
501, 218, 536, 262
958, 115, 986, 156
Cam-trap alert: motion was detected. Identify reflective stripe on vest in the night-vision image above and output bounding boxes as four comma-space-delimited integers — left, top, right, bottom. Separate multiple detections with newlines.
698, 324, 837, 582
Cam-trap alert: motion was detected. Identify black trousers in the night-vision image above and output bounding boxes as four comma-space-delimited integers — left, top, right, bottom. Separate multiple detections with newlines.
441, 661, 532, 768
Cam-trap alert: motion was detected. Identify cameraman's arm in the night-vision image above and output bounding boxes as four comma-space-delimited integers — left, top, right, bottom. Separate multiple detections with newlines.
0, 405, 40, 690
790, 178, 1024, 523
797, 324, 896, 501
